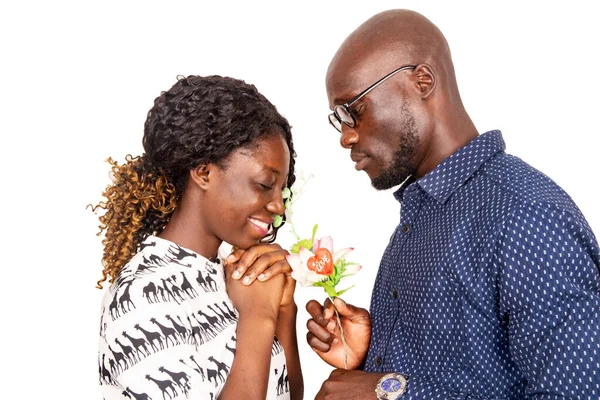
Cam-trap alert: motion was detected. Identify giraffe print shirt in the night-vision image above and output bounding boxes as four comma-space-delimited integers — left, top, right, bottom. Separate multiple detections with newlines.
98, 236, 290, 400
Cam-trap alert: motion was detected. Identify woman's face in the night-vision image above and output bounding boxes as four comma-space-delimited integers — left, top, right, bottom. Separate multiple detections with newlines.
202, 133, 290, 250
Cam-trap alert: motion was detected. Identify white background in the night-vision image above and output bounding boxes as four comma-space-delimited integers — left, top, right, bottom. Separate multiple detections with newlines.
1, 1, 599, 399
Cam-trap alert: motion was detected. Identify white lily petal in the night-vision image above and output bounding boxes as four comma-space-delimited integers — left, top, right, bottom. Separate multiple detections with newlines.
312, 237, 321, 252
344, 263, 362, 275
291, 268, 310, 287
299, 247, 314, 264
333, 247, 354, 263
306, 270, 327, 286
319, 236, 334, 253
286, 254, 302, 271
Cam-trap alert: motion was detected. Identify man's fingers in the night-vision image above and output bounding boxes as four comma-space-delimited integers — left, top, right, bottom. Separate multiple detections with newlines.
332, 297, 368, 322
323, 297, 336, 320
307, 331, 332, 352
307, 318, 336, 344
306, 300, 329, 325
306, 300, 337, 333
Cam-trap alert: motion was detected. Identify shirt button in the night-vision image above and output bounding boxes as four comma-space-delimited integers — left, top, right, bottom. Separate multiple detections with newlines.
402, 225, 410, 233
392, 289, 398, 299
375, 356, 383, 366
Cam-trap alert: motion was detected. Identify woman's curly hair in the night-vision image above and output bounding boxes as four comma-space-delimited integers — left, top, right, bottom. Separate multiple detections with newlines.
90, 75, 296, 288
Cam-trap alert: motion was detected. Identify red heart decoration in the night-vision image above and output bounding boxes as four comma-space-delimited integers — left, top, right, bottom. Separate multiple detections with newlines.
307, 248, 334, 276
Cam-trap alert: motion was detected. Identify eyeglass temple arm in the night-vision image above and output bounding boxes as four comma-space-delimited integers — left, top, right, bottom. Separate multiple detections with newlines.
346, 65, 417, 107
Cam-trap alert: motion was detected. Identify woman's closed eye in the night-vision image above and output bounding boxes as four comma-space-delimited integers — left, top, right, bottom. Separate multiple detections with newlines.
258, 182, 274, 191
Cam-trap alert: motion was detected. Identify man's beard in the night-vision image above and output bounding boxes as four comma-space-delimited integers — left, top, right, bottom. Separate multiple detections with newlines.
371, 106, 419, 190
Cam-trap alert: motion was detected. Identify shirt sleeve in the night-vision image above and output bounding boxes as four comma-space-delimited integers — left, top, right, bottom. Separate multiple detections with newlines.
396, 203, 600, 400
101, 293, 234, 399
494, 202, 600, 398
110, 338, 218, 399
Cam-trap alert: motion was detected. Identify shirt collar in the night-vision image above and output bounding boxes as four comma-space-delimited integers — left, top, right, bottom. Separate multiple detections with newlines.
394, 130, 506, 204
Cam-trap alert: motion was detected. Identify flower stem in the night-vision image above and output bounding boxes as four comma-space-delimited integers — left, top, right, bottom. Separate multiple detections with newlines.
290, 222, 301, 242
328, 296, 348, 369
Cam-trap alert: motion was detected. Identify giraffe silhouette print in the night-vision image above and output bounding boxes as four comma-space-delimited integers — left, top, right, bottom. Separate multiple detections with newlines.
99, 236, 289, 399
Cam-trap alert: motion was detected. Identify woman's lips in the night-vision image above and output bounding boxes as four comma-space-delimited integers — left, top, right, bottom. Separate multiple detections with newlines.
248, 217, 270, 236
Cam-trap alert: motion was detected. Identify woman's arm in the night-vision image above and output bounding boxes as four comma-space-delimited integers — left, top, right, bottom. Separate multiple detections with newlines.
218, 314, 277, 399
219, 265, 285, 399
276, 302, 304, 400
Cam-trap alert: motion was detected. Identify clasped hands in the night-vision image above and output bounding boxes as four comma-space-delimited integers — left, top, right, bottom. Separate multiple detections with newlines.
223, 243, 296, 320
224, 243, 385, 399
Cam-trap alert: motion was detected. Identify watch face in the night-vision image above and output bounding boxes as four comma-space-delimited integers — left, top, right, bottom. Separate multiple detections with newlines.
381, 378, 402, 393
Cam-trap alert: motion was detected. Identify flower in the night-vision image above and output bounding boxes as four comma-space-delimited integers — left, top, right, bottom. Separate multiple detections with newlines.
278, 173, 361, 369
286, 229, 362, 296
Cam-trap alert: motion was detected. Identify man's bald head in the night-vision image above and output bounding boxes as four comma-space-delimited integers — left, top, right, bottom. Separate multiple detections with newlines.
325, 9, 478, 186
327, 9, 459, 105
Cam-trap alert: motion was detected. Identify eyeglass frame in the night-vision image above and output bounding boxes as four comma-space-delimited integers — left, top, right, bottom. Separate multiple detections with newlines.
328, 64, 417, 132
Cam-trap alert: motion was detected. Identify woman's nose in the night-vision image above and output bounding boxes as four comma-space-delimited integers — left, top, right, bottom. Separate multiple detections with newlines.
266, 191, 285, 216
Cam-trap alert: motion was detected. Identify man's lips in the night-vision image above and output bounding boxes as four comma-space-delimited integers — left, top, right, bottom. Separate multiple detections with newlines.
350, 152, 369, 171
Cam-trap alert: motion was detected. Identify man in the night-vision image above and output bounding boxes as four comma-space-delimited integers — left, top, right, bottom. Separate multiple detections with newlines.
306, 9, 600, 399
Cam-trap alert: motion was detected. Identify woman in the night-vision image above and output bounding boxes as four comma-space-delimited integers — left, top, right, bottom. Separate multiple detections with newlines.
92, 75, 302, 399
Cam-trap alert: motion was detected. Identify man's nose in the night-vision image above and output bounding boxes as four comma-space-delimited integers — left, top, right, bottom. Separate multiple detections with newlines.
340, 126, 359, 149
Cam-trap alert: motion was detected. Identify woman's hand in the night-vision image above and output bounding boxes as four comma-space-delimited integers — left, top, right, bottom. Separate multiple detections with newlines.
226, 243, 290, 284
224, 262, 285, 321
226, 243, 296, 308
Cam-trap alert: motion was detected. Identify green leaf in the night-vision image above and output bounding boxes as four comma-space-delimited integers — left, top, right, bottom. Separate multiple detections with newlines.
298, 238, 313, 250
282, 187, 291, 199
335, 285, 354, 297
290, 243, 301, 254
314, 280, 339, 297
311, 224, 319, 242
290, 238, 313, 254
284, 198, 292, 210
273, 214, 283, 228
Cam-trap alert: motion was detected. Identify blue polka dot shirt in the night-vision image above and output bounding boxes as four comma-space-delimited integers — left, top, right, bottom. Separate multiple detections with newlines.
364, 131, 600, 399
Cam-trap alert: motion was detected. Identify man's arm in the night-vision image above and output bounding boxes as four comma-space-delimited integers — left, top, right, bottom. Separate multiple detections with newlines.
313, 202, 600, 400
496, 203, 600, 398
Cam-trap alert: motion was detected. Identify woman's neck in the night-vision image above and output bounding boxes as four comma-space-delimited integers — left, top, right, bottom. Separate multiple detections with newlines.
158, 208, 221, 261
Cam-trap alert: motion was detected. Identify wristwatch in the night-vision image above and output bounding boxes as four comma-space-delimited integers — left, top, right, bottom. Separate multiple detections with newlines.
375, 372, 408, 399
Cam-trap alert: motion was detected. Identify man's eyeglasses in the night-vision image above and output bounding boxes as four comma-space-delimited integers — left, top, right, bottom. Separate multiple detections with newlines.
328, 64, 416, 132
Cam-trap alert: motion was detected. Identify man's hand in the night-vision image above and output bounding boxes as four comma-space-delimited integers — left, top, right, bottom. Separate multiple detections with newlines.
315, 369, 385, 400
306, 297, 371, 369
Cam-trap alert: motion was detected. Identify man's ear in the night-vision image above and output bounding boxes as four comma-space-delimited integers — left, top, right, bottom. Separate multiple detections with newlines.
412, 64, 436, 99
190, 164, 211, 190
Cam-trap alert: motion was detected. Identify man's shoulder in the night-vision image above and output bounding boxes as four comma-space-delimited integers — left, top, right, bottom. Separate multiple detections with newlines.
478, 152, 578, 215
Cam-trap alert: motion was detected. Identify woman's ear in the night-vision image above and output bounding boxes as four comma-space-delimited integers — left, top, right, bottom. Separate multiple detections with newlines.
190, 164, 211, 190
413, 64, 436, 100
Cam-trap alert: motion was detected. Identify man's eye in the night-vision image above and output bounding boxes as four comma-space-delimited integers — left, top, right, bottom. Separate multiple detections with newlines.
351, 104, 364, 115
